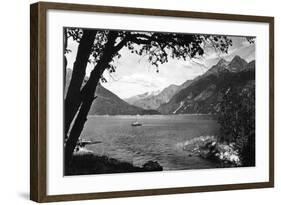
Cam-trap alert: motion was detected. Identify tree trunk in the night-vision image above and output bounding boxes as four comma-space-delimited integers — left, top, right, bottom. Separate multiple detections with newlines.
64, 63, 104, 165
64, 31, 119, 164
64, 70, 100, 165
64, 29, 97, 140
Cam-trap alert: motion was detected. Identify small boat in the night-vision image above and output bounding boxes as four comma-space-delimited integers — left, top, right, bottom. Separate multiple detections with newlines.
131, 121, 142, 126
77, 139, 102, 147
131, 114, 142, 126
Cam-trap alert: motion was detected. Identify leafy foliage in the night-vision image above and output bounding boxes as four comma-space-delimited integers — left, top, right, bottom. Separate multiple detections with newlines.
218, 84, 255, 166
66, 28, 83, 42
65, 28, 233, 76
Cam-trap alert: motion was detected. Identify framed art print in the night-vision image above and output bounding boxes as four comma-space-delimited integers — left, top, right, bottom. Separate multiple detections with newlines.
30, 2, 274, 202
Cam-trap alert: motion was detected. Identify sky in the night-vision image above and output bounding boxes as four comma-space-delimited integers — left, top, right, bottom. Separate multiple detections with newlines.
66, 33, 255, 99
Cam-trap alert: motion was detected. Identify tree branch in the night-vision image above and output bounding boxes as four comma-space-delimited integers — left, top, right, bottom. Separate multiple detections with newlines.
113, 36, 129, 53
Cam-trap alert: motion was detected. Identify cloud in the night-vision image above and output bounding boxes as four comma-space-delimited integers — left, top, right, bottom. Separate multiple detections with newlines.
103, 72, 168, 98
120, 73, 165, 88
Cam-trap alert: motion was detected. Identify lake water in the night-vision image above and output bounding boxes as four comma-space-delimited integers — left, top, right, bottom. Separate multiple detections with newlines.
81, 114, 221, 171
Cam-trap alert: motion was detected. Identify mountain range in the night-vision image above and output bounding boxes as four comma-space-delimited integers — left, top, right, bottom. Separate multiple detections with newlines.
88, 85, 159, 115
158, 56, 255, 114
64, 69, 159, 115
124, 84, 180, 110
65, 55, 255, 115
124, 80, 194, 110
125, 55, 254, 114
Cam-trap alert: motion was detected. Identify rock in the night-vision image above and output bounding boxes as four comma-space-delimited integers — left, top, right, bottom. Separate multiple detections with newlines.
142, 161, 163, 171
199, 139, 219, 159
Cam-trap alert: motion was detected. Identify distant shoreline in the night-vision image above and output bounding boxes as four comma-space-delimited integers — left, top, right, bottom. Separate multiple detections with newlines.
88, 113, 217, 117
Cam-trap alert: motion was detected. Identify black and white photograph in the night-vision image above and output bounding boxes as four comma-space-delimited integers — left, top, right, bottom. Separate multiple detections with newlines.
63, 27, 256, 176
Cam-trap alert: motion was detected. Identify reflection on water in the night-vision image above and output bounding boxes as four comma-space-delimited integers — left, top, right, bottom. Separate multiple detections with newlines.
81, 115, 220, 171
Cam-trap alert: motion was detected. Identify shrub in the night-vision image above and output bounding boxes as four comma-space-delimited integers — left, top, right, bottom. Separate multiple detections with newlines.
182, 135, 241, 166
217, 84, 255, 166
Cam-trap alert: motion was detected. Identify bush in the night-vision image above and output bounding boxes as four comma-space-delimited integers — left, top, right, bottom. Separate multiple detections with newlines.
182, 135, 241, 166
217, 84, 255, 166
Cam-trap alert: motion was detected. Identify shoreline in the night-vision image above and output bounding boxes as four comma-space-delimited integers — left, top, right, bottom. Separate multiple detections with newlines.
65, 148, 163, 176
88, 113, 217, 117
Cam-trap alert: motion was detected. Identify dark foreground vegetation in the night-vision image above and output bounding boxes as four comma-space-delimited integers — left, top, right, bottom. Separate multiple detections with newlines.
65, 150, 163, 175
217, 81, 255, 166
194, 81, 255, 167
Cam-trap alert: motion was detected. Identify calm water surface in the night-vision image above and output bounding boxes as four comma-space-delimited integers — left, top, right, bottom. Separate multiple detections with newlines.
81, 115, 220, 171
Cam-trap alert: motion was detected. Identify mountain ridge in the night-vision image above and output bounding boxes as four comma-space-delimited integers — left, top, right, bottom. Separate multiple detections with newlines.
124, 84, 181, 110
124, 55, 250, 111
65, 69, 159, 115
65, 55, 255, 115
158, 56, 255, 114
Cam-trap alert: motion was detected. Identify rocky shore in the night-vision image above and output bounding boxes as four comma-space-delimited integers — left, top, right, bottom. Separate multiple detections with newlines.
181, 135, 241, 167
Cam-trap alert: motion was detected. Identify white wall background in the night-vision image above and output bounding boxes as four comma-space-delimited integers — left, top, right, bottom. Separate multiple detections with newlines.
0, 0, 279, 204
